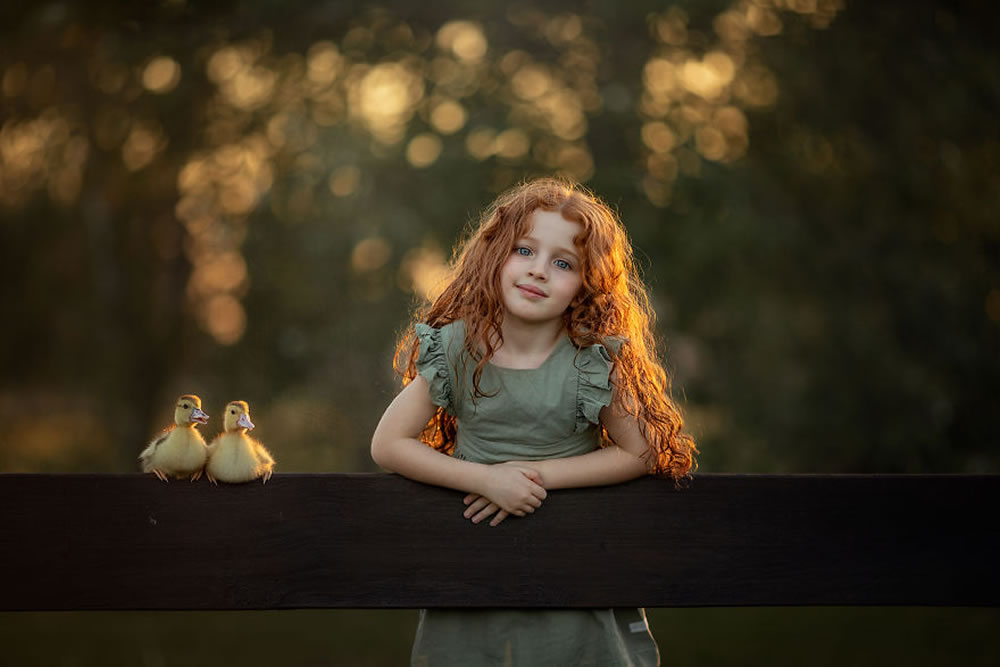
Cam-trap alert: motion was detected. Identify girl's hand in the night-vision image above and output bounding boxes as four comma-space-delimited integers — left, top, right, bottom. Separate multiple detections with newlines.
462, 495, 504, 526
464, 465, 546, 526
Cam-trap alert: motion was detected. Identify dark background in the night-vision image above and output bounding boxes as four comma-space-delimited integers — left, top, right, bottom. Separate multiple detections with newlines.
1, 0, 997, 664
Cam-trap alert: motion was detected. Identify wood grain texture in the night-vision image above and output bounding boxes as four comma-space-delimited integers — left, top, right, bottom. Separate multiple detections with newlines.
0, 473, 996, 610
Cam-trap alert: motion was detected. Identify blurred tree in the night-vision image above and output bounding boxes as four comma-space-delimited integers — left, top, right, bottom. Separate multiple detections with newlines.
0, 0, 996, 476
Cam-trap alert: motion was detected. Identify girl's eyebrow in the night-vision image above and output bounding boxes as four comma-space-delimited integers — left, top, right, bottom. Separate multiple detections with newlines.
519, 236, 580, 260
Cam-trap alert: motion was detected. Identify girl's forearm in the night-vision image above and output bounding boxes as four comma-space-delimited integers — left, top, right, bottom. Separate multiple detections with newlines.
372, 435, 489, 494
524, 445, 648, 489
373, 436, 547, 516
371, 376, 493, 494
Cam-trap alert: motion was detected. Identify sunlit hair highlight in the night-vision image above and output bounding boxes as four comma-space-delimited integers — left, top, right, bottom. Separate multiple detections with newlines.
394, 177, 697, 479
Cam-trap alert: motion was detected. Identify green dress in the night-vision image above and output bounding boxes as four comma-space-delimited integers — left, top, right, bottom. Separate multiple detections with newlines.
411, 321, 660, 667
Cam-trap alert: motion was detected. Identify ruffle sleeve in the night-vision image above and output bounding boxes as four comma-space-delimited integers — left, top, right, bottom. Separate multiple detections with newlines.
415, 323, 453, 414
574, 337, 623, 432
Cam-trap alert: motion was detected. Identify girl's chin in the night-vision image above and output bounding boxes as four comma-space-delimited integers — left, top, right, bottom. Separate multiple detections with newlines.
503, 307, 563, 326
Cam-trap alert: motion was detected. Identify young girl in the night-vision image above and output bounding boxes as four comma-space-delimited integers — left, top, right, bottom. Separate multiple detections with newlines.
371, 177, 696, 666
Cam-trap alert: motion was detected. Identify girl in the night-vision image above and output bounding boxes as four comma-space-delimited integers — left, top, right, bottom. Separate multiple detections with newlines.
371, 177, 696, 666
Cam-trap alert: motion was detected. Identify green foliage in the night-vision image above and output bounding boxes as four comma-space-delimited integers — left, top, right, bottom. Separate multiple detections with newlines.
0, 0, 996, 475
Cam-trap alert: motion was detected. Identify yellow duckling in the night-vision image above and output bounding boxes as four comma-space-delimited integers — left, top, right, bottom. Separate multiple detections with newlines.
139, 394, 210, 482
205, 401, 275, 484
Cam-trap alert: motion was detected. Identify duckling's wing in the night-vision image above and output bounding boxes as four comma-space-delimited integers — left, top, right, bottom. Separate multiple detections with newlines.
139, 428, 171, 465
253, 441, 275, 466
205, 435, 222, 456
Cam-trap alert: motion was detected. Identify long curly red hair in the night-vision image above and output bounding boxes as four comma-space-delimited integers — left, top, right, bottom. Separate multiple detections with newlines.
394, 177, 697, 479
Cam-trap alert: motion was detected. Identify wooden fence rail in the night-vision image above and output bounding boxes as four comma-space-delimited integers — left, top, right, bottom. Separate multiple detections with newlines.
0, 473, 996, 611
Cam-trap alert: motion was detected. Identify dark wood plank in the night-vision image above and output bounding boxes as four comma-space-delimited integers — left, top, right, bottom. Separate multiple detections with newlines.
0, 473, 996, 610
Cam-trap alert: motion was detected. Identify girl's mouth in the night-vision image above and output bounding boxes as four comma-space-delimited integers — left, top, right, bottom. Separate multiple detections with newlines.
516, 284, 546, 298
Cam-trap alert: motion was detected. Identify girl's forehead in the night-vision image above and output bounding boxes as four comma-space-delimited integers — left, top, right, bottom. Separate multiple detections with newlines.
524, 208, 582, 236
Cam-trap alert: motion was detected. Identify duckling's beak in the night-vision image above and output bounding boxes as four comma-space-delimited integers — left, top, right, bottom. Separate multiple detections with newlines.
191, 407, 210, 424
237, 413, 255, 430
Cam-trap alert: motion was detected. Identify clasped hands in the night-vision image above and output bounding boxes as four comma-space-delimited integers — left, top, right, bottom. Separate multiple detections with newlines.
463, 461, 546, 527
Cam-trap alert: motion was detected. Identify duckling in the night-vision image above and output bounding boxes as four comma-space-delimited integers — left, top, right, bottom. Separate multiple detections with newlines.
205, 401, 275, 484
139, 394, 210, 482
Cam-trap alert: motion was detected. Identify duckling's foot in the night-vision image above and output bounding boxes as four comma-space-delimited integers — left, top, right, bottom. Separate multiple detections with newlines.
206, 472, 218, 486
190, 469, 203, 482
262, 470, 272, 485
152, 469, 169, 483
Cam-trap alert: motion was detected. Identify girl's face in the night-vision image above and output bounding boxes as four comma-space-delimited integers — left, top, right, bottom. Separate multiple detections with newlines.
499, 208, 583, 328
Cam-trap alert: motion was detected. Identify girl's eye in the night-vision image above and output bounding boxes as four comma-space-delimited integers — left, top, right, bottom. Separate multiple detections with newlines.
554, 259, 572, 270
516, 247, 532, 256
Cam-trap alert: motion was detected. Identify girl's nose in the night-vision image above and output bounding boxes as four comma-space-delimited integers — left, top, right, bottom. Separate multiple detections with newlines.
528, 260, 547, 280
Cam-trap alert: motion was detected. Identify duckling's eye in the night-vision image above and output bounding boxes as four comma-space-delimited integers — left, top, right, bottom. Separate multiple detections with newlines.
230, 409, 236, 415
182, 403, 189, 409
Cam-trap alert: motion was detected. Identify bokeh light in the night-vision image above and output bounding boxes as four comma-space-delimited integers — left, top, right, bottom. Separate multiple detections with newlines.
436, 21, 488, 62
142, 56, 181, 94
352, 237, 392, 273
406, 133, 443, 168
329, 165, 361, 197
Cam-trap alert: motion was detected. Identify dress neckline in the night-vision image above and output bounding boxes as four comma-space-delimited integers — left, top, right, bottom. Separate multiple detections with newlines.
487, 334, 572, 371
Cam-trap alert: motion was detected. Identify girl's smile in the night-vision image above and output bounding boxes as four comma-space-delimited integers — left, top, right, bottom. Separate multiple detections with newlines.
515, 284, 547, 298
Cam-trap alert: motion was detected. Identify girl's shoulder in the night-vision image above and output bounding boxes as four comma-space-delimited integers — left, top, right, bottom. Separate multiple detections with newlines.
571, 332, 624, 358
413, 320, 468, 414
598, 335, 624, 355
570, 335, 621, 429
414, 320, 467, 359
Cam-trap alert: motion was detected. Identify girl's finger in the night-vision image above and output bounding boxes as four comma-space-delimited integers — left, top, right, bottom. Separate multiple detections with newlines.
490, 511, 510, 527
528, 495, 542, 508
463, 496, 491, 518
519, 468, 543, 484
472, 503, 499, 523
463, 493, 479, 505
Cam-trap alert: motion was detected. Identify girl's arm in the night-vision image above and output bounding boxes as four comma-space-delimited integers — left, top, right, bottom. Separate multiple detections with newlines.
371, 376, 547, 517
516, 403, 650, 489
507, 364, 652, 489
468, 403, 648, 496
462, 413, 647, 524
462, 381, 651, 524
